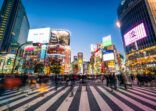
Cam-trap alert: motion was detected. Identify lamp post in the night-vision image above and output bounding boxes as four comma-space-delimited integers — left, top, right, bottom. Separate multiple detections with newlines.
116, 21, 121, 28
11, 41, 32, 74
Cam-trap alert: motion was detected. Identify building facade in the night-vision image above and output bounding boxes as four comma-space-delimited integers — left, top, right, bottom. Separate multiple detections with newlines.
47, 29, 71, 74
77, 52, 83, 74
118, 0, 156, 73
0, 0, 29, 52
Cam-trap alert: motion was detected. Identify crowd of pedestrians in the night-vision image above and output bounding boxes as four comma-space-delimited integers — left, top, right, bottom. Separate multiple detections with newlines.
103, 72, 155, 91
0, 74, 50, 95
136, 74, 155, 87
0, 72, 155, 95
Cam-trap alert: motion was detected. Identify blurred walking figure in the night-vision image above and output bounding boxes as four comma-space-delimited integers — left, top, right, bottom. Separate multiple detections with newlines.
130, 74, 134, 84
109, 73, 117, 92
55, 75, 58, 90
70, 75, 75, 97
105, 74, 110, 87
122, 73, 128, 89
0, 74, 5, 96
101, 75, 105, 84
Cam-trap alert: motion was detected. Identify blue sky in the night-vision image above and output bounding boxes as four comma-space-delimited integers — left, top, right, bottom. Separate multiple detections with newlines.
0, 0, 124, 61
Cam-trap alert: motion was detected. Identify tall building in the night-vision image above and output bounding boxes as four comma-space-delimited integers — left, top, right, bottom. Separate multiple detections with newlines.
118, 0, 156, 73
77, 52, 83, 74
47, 29, 71, 74
0, 0, 30, 52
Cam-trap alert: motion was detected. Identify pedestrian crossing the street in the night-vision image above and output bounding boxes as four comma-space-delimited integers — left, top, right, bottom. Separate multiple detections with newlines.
0, 85, 156, 111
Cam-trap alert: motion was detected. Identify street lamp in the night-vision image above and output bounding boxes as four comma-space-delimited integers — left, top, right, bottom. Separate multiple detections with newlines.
116, 20, 121, 28
11, 41, 32, 74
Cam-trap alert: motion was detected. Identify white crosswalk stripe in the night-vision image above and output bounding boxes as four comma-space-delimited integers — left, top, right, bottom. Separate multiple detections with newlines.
0, 87, 42, 104
0, 85, 156, 111
79, 86, 90, 111
0, 91, 34, 105
57, 86, 78, 111
98, 86, 134, 111
136, 86, 156, 91
128, 89, 156, 100
118, 88, 156, 106
1, 90, 17, 95
133, 87, 156, 96
90, 86, 112, 111
0, 91, 22, 100
35, 87, 70, 111
104, 86, 155, 111
0, 86, 53, 111
14, 86, 59, 111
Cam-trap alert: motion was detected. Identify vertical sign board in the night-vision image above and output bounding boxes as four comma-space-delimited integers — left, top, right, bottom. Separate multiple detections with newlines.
40, 45, 47, 60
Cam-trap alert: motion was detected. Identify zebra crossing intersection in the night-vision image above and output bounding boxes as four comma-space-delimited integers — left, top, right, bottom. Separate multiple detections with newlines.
0, 84, 156, 111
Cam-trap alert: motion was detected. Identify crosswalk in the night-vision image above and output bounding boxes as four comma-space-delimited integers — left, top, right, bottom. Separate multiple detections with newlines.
0, 84, 156, 111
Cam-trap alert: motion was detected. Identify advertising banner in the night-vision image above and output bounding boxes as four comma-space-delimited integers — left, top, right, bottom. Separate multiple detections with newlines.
28, 28, 51, 43
102, 35, 112, 47
50, 30, 70, 45
103, 52, 115, 61
124, 23, 147, 46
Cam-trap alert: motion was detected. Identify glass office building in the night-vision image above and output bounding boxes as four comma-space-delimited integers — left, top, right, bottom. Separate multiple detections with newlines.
0, 0, 30, 52
118, 0, 156, 73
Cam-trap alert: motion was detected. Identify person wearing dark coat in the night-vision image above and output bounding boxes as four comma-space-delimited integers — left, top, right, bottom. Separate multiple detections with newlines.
121, 73, 128, 89
130, 74, 134, 83
0, 74, 5, 96
105, 74, 110, 87
109, 73, 117, 91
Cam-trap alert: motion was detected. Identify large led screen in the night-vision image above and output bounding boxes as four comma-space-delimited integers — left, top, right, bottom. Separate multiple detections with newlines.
103, 53, 114, 61
50, 30, 70, 45
124, 23, 147, 46
102, 35, 112, 47
27, 28, 51, 43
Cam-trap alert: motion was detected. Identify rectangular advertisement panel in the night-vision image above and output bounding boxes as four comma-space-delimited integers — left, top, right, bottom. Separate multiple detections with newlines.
27, 28, 51, 43
103, 53, 114, 61
124, 23, 147, 46
50, 30, 70, 45
108, 61, 115, 68
102, 35, 112, 47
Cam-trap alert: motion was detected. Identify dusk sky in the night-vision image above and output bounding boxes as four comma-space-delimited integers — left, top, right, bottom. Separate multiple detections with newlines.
0, 0, 124, 61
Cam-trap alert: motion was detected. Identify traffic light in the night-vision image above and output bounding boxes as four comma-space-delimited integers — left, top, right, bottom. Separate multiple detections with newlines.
7, 58, 12, 65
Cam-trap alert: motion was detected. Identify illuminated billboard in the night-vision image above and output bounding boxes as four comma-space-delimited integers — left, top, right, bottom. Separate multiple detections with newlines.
40, 45, 47, 59
102, 35, 112, 47
124, 23, 147, 46
50, 30, 70, 45
108, 61, 115, 68
27, 28, 51, 43
103, 53, 115, 61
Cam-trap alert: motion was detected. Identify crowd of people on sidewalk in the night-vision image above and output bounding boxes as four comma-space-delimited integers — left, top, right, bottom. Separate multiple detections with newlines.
103, 72, 156, 91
